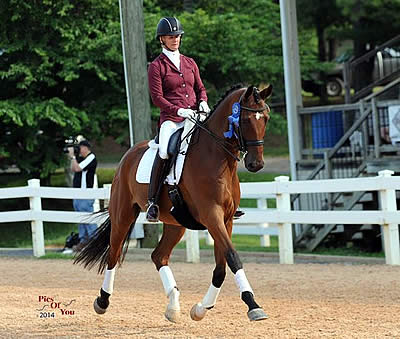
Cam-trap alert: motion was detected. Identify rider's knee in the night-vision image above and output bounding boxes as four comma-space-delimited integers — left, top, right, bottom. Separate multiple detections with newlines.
158, 148, 169, 160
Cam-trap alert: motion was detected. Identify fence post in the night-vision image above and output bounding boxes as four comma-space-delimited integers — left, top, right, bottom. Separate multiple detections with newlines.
186, 230, 200, 263
205, 231, 214, 246
378, 170, 400, 265
275, 176, 293, 264
257, 198, 270, 247
93, 174, 100, 212
103, 184, 111, 208
28, 179, 45, 257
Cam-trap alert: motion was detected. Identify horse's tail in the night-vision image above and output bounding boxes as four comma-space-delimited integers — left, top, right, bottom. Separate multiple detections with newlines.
73, 210, 134, 274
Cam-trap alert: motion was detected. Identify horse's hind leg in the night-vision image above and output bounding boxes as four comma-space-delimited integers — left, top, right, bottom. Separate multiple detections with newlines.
94, 203, 140, 315
151, 223, 186, 323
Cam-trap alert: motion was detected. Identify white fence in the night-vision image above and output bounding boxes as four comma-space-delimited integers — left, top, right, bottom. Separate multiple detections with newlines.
0, 170, 399, 265
0, 179, 277, 260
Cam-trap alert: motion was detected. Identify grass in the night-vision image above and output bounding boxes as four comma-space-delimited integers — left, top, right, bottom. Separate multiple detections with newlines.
303, 246, 385, 258
175, 234, 384, 258
263, 144, 289, 157
0, 222, 78, 248
38, 252, 75, 260
176, 234, 279, 253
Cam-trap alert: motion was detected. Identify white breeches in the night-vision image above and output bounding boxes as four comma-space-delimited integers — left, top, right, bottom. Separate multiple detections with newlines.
159, 120, 185, 159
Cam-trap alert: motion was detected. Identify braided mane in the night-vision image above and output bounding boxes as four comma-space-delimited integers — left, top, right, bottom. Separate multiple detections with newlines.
210, 84, 243, 115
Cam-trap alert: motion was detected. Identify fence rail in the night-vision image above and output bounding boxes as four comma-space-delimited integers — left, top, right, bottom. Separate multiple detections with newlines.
1, 171, 399, 265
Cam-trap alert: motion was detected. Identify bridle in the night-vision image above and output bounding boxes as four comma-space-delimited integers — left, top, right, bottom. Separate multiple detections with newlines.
186, 87, 270, 161
235, 89, 270, 152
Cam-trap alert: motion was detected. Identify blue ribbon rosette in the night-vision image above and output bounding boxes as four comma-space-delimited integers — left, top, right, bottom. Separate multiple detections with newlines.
224, 102, 241, 138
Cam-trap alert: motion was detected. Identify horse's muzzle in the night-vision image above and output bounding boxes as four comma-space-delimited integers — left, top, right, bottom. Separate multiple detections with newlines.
245, 157, 264, 172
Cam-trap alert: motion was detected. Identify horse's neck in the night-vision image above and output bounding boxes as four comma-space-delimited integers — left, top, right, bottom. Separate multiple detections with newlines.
208, 91, 241, 139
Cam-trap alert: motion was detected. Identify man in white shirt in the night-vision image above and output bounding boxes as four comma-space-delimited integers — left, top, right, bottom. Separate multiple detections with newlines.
68, 140, 98, 249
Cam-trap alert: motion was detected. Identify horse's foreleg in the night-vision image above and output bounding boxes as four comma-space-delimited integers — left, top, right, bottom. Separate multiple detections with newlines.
190, 247, 225, 321
190, 220, 232, 321
151, 223, 186, 323
94, 203, 140, 315
226, 247, 268, 321
207, 215, 268, 321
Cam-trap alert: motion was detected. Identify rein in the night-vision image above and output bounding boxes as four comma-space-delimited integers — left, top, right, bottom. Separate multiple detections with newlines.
184, 87, 269, 162
186, 115, 241, 161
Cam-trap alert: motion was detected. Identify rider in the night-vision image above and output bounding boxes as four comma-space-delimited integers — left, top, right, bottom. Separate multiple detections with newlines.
146, 17, 211, 222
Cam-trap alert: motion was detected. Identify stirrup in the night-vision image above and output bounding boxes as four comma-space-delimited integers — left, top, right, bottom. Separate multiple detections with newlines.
146, 202, 160, 222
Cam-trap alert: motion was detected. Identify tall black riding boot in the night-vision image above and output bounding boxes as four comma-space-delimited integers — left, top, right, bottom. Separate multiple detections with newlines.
146, 153, 168, 222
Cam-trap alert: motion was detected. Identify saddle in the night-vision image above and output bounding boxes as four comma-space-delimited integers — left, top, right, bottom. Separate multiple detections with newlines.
153, 125, 243, 229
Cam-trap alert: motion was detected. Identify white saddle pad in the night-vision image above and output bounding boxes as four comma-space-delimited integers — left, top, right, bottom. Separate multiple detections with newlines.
136, 119, 195, 185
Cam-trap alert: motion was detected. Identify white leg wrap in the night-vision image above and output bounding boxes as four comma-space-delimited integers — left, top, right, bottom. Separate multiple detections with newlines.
192, 284, 221, 320
168, 286, 180, 311
234, 269, 254, 296
102, 267, 116, 294
159, 266, 177, 297
201, 284, 221, 308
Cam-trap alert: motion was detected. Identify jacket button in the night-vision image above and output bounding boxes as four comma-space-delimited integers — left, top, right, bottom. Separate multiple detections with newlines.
185, 94, 188, 98
182, 84, 186, 87
179, 73, 183, 77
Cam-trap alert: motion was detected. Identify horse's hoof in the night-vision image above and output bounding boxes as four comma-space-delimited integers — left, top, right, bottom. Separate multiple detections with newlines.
165, 307, 180, 323
247, 308, 268, 321
190, 303, 206, 321
93, 297, 107, 315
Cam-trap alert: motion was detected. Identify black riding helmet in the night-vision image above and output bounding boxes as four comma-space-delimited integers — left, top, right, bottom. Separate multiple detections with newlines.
155, 17, 184, 40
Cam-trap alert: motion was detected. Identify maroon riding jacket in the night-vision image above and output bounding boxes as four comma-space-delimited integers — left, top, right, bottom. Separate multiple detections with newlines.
148, 53, 208, 125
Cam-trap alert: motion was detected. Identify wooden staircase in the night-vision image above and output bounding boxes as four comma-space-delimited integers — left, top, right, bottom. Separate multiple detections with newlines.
294, 80, 400, 251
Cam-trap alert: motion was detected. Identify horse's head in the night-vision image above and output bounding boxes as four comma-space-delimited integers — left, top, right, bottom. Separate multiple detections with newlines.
238, 85, 272, 172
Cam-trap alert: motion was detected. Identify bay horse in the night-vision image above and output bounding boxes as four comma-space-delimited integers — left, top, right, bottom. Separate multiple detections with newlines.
75, 84, 273, 322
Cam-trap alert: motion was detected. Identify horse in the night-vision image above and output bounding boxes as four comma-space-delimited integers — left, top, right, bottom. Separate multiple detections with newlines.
74, 83, 273, 322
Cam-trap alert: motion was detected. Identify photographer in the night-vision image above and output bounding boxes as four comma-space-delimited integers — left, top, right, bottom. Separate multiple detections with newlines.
68, 140, 98, 251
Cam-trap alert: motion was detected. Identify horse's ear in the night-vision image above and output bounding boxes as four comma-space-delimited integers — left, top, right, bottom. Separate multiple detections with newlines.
244, 85, 253, 99
260, 84, 273, 100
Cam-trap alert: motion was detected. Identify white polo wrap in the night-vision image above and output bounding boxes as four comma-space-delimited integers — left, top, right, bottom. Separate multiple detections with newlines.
234, 269, 254, 296
159, 266, 177, 296
201, 284, 221, 308
102, 267, 116, 294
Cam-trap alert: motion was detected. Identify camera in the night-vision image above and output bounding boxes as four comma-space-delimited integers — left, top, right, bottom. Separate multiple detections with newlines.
63, 137, 80, 156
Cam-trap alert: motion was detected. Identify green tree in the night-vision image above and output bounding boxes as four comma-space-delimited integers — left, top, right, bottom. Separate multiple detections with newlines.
338, 0, 400, 91
298, 0, 400, 94
0, 0, 124, 180
145, 0, 320, 103
297, 0, 345, 101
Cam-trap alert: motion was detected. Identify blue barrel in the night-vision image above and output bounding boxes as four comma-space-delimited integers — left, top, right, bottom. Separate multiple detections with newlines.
312, 111, 344, 149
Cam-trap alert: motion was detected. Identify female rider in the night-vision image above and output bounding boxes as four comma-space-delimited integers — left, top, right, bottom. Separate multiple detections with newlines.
146, 17, 210, 222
